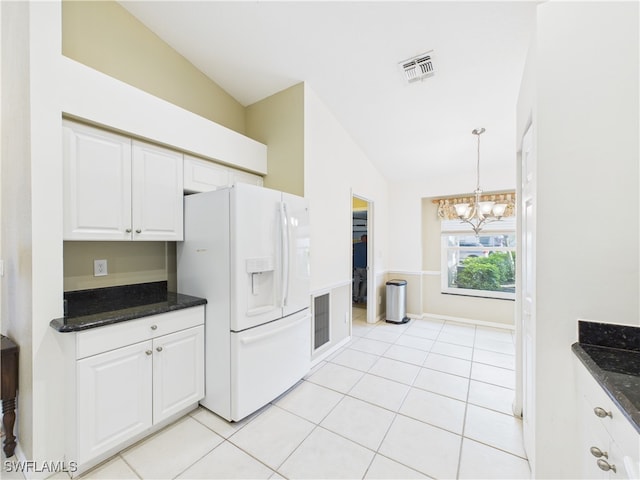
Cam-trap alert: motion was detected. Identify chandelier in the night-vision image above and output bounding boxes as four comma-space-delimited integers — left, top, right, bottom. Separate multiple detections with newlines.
454, 128, 507, 235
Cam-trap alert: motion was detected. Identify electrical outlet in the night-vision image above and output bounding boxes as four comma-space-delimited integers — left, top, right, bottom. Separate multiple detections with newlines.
94, 259, 108, 277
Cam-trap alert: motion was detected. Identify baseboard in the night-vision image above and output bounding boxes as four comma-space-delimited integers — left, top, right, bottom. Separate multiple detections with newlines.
421, 312, 515, 331
310, 335, 351, 367
5, 443, 72, 480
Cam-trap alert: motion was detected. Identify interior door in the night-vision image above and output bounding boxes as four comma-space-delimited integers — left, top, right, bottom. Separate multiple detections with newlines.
282, 192, 311, 317
230, 183, 283, 331
520, 123, 536, 467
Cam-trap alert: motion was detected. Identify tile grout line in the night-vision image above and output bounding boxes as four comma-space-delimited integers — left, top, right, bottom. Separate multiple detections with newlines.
181, 405, 279, 479
455, 323, 477, 480
222, 403, 309, 478
329, 317, 441, 478
118, 454, 142, 480
360, 319, 444, 479
205, 317, 518, 480
96, 317, 520, 480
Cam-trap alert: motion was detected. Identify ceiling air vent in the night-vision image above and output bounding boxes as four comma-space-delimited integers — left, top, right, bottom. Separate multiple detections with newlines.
400, 51, 435, 83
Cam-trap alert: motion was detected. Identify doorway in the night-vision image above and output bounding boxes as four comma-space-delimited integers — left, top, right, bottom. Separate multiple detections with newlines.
352, 194, 374, 324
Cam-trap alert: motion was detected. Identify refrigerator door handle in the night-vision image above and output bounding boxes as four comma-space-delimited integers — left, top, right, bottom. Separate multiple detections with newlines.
282, 202, 290, 307
238, 314, 308, 345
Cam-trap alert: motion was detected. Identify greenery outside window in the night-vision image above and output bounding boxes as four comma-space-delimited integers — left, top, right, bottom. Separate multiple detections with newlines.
441, 226, 516, 300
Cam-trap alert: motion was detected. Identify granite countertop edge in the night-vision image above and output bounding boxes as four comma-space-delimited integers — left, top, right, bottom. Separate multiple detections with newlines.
50, 293, 207, 333
572, 342, 640, 434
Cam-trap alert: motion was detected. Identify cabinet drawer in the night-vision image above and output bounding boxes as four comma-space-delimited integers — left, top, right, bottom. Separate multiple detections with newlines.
76, 306, 205, 359
576, 361, 616, 433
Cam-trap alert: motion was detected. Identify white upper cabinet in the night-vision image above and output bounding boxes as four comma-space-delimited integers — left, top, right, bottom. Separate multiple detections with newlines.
63, 120, 183, 241
183, 154, 230, 193
183, 154, 263, 193
63, 121, 132, 240
132, 141, 183, 241
230, 168, 264, 188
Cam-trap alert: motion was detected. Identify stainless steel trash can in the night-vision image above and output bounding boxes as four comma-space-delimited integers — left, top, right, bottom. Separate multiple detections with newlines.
386, 279, 410, 324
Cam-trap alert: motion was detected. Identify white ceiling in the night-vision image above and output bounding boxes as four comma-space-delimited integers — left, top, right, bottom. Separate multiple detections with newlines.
119, 1, 538, 188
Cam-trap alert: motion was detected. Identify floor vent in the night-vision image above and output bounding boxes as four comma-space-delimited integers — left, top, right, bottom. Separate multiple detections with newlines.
313, 293, 330, 351
400, 50, 435, 83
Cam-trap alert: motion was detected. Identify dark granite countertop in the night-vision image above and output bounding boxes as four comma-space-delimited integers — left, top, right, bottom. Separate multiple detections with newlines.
50, 281, 206, 333
572, 320, 640, 433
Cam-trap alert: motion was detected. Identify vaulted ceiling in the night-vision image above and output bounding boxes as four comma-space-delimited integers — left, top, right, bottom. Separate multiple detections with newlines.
120, 1, 537, 190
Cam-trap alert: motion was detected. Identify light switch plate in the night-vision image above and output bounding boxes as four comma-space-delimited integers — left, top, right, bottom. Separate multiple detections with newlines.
94, 259, 108, 277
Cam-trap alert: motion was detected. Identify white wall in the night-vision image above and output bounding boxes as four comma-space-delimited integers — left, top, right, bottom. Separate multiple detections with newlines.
388, 168, 516, 324
1, 0, 35, 460
388, 179, 516, 270
517, 2, 639, 477
304, 85, 389, 319
1, 1, 67, 471
4, 9, 392, 466
2, 1, 270, 471
61, 57, 267, 175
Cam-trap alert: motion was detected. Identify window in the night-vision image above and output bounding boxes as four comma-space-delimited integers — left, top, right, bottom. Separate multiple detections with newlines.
441, 221, 516, 300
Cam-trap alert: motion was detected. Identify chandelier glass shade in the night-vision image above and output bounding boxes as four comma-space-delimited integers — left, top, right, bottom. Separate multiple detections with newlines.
455, 128, 507, 235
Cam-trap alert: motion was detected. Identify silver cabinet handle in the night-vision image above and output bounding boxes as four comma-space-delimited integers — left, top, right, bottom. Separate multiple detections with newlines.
156, 346, 163, 352
145, 350, 152, 356
597, 459, 616, 473
594, 407, 612, 418
151, 325, 158, 330
590, 446, 608, 458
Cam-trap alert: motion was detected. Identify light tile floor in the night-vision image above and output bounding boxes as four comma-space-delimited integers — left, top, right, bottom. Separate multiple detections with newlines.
4, 311, 531, 480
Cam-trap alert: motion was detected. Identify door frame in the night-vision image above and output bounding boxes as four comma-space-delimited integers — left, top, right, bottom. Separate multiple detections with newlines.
351, 192, 376, 324
516, 121, 536, 468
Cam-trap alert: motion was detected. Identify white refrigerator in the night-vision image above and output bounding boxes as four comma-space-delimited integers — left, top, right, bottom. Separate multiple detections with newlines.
177, 183, 311, 421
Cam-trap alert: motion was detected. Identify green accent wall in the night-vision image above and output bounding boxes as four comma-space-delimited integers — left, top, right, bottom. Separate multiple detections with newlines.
246, 83, 305, 196
62, 0, 246, 134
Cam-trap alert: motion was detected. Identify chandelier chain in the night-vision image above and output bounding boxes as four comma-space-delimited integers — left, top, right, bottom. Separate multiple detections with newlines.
454, 127, 506, 236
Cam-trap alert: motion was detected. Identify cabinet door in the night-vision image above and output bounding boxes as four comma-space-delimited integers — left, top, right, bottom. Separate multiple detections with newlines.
230, 168, 263, 187
183, 154, 231, 193
132, 141, 184, 241
153, 325, 204, 423
63, 121, 132, 240
76, 341, 152, 464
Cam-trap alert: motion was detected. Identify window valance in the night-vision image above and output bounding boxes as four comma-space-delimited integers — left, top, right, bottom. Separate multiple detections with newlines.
433, 192, 516, 221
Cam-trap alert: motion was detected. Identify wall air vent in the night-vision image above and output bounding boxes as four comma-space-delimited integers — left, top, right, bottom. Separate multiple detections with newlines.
312, 293, 330, 351
400, 51, 435, 83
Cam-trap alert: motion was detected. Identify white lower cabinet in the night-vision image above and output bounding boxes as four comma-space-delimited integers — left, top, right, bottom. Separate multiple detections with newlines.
153, 326, 205, 423
575, 357, 639, 480
64, 307, 205, 474
77, 341, 153, 464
